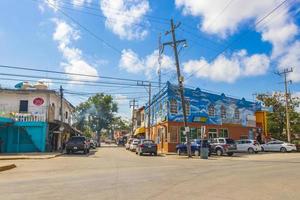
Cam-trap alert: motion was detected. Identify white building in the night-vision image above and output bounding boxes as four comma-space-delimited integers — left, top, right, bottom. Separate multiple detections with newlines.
0, 83, 80, 152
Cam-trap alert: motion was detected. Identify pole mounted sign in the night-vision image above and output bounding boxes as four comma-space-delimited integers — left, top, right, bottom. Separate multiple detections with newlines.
33, 97, 44, 106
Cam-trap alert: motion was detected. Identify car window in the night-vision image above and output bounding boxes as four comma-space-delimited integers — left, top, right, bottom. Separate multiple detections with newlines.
225, 139, 235, 144
245, 141, 251, 144
219, 139, 225, 143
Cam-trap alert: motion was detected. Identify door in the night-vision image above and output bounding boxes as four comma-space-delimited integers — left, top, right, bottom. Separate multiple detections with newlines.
236, 140, 243, 151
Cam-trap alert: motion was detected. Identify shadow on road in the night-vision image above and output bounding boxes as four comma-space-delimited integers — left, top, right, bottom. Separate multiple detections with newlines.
61, 149, 98, 158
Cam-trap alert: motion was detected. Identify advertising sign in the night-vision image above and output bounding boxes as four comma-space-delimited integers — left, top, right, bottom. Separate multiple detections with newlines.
33, 97, 44, 106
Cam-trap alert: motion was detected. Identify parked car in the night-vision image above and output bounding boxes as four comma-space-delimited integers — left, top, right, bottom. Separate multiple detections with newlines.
66, 136, 90, 154
129, 139, 140, 152
236, 139, 261, 154
176, 139, 211, 156
89, 139, 98, 149
261, 140, 297, 152
125, 138, 134, 150
210, 138, 236, 156
136, 139, 157, 156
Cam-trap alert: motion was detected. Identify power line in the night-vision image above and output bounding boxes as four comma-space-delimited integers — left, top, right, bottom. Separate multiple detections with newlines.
0, 72, 160, 87
0, 76, 155, 89
185, 0, 290, 81
0, 64, 160, 84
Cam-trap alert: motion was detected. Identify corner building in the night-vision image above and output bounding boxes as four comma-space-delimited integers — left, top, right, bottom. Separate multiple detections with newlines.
145, 82, 264, 153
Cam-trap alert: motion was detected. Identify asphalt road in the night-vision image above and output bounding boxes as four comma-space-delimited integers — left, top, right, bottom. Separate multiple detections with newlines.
1, 146, 300, 200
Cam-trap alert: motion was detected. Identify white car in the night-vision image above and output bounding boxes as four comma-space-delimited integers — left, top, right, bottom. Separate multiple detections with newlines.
125, 138, 134, 150
261, 140, 297, 152
236, 139, 261, 154
129, 139, 140, 152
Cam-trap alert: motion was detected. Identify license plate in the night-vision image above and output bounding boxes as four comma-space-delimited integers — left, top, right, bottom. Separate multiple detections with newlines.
148, 145, 151, 148
73, 147, 77, 149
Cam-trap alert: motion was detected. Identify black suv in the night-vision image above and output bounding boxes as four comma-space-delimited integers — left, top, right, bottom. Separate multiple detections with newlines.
66, 136, 90, 154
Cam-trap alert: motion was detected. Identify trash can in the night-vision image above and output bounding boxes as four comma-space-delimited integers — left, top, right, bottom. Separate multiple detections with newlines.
200, 147, 209, 159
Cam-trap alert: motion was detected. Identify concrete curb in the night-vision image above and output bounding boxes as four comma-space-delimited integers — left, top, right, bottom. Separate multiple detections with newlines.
0, 153, 64, 161
0, 164, 16, 172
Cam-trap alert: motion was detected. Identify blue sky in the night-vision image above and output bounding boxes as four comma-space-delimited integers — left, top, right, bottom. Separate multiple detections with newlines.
0, 0, 300, 118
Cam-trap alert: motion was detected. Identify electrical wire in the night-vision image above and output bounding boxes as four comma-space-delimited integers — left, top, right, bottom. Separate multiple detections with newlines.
0, 64, 160, 84
0, 72, 160, 87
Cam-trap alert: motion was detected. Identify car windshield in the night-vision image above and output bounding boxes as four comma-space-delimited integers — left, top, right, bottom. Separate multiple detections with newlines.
225, 139, 235, 144
69, 137, 84, 142
143, 140, 154, 144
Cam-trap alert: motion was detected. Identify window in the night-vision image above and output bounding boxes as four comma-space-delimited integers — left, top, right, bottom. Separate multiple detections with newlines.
234, 108, 240, 119
185, 99, 190, 115
169, 126, 178, 143
170, 99, 178, 114
19, 100, 28, 113
65, 111, 68, 119
208, 128, 218, 139
221, 106, 226, 119
208, 105, 215, 116
219, 129, 229, 138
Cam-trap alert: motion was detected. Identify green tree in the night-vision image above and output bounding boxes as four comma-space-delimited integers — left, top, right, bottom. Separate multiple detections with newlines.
74, 93, 118, 141
257, 92, 300, 140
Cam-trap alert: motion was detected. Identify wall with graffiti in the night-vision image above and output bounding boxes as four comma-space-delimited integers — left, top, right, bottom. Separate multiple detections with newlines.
146, 82, 261, 127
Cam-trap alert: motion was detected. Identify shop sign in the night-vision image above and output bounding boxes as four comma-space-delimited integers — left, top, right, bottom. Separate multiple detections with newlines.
193, 116, 208, 123
33, 97, 44, 106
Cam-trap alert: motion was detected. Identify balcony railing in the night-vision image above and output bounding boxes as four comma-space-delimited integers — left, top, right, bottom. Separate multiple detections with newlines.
14, 113, 46, 122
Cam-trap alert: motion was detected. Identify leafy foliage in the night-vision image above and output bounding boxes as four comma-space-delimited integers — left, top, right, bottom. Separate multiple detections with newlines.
257, 92, 300, 140
74, 93, 118, 135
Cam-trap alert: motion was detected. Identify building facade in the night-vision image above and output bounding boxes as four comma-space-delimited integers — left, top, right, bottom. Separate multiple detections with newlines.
0, 84, 78, 153
145, 82, 263, 153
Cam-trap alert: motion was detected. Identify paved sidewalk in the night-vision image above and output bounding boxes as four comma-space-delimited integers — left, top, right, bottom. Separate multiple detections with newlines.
0, 152, 63, 160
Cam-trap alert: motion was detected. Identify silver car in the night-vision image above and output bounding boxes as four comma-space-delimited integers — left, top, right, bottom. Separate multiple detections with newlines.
261, 140, 297, 152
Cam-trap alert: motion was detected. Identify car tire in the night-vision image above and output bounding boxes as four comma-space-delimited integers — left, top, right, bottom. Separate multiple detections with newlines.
154, 152, 157, 156
66, 150, 70, 154
216, 148, 223, 156
248, 148, 255, 154
139, 152, 142, 156
194, 150, 200, 156
177, 149, 182, 156
227, 152, 234, 156
261, 147, 265, 152
280, 147, 287, 153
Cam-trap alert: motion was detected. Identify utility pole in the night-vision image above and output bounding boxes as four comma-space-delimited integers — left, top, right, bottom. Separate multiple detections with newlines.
147, 83, 151, 140
129, 99, 138, 137
137, 81, 152, 140
60, 85, 63, 123
276, 68, 293, 143
163, 19, 191, 157
158, 33, 162, 91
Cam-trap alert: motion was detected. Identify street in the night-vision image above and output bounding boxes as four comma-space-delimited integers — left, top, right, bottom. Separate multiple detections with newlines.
1, 146, 300, 200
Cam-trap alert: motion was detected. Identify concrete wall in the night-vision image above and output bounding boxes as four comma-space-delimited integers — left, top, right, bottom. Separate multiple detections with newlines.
0, 121, 48, 153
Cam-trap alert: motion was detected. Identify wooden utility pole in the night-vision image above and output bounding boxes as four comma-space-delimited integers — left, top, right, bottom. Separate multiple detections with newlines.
276, 68, 293, 142
129, 99, 138, 137
163, 19, 191, 157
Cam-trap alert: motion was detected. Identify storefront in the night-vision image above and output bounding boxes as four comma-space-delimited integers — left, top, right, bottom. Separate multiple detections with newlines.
146, 82, 263, 153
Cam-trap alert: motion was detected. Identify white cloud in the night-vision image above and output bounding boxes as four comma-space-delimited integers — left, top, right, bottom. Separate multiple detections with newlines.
183, 50, 270, 83
100, 0, 150, 40
176, 0, 300, 83
72, 0, 92, 7
277, 41, 300, 82
119, 49, 173, 78
52, 19, 99, 81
